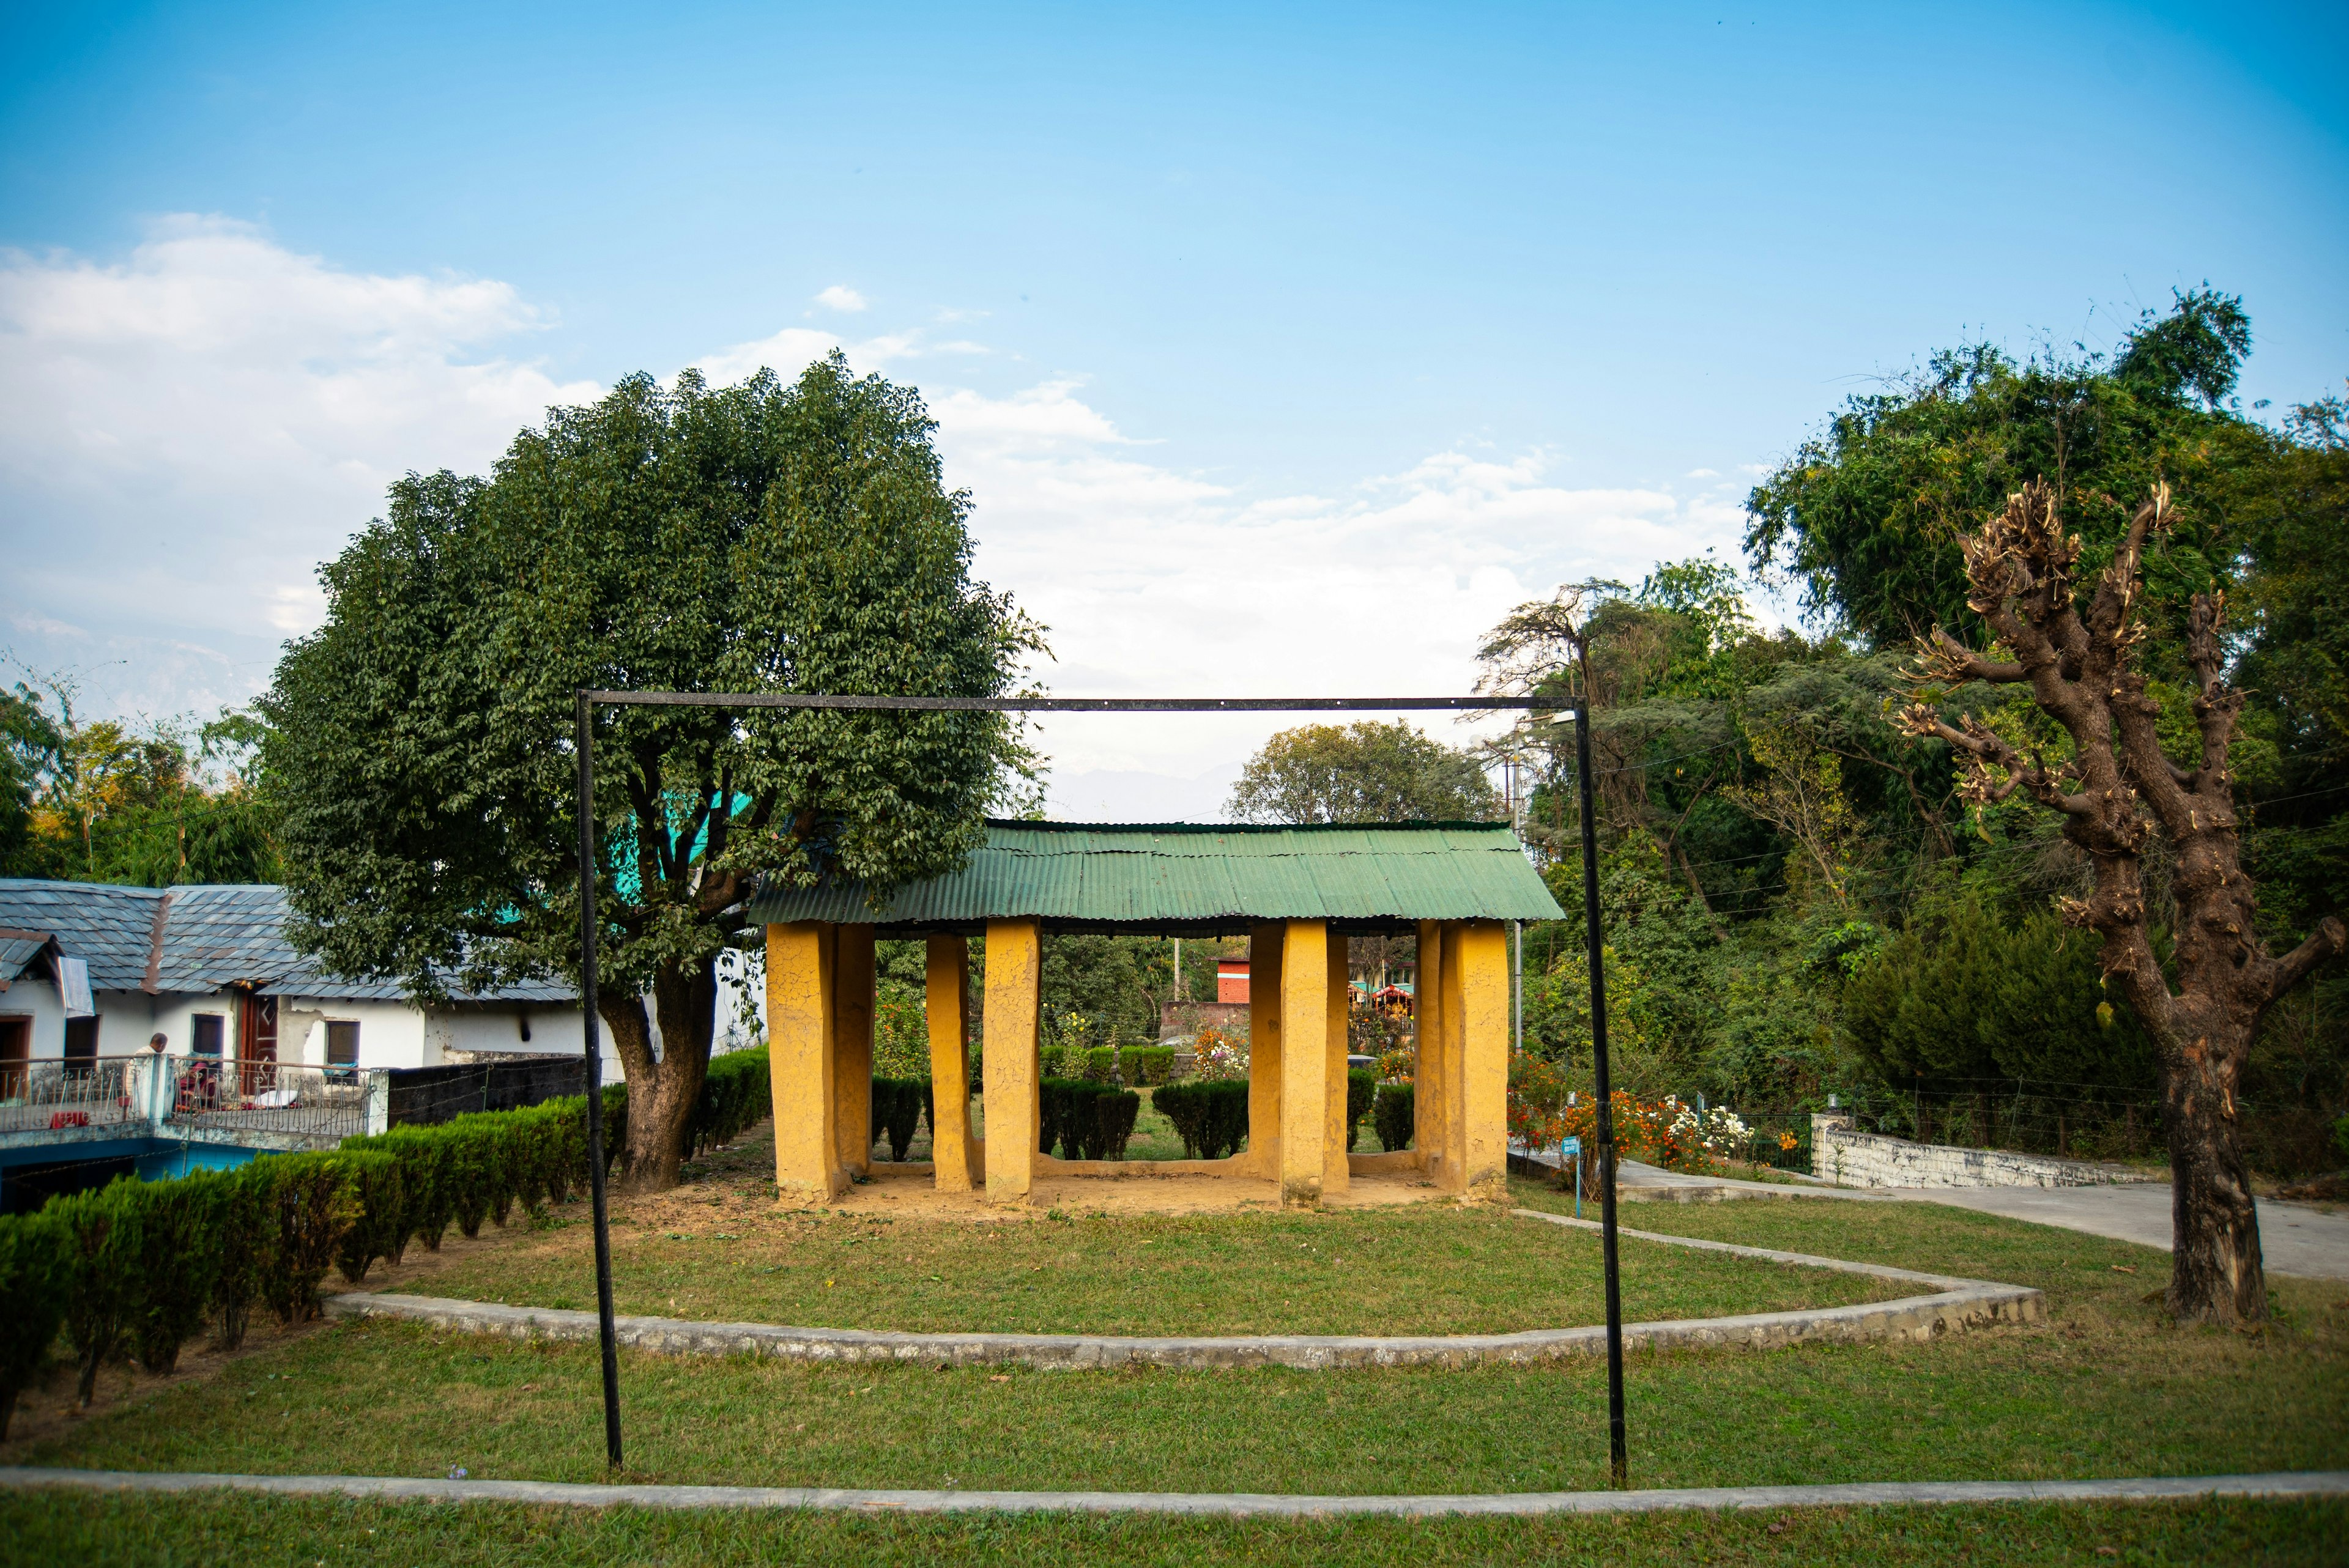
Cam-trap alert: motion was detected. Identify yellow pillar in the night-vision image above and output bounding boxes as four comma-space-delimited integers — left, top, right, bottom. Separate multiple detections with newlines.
1323, 926, 1351, 1196
1247, 923, 1284, 1166
1457, 920, 1512, 1195
766, 922, 845, 1199
1414, 920, 1447, 1180
1434, 920, 1472, 1190
1278, 920, 1329, 1205
833, 923, 876, 1175
983, 918, 1041, 1204
926, 934, 978, 1192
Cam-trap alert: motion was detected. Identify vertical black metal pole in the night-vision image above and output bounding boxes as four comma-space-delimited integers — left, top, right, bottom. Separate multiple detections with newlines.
574, 692, 624, 1468
1575, 698, 1628, 1487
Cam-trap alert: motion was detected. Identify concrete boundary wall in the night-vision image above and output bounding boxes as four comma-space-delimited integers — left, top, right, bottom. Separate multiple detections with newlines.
4, 1465, 2341, 1518
322, 1210, 2042, 1370
1810, 1114, 2163, 1190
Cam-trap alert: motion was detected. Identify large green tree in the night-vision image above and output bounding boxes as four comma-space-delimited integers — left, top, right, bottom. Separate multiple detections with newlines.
1744, 288, 2261, 647
0, 684, 64, 876
1227, 720, 1498, 825
264, 355, 1042, 1189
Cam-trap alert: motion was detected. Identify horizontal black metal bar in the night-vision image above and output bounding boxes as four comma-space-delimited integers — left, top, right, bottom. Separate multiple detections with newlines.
584, 690, 1564, 714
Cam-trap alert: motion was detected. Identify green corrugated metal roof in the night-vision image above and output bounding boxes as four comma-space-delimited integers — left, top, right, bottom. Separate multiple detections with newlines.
746, 820, 1564, 931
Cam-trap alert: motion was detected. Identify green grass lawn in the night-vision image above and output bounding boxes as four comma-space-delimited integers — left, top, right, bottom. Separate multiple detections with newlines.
15, 1177, 2344, 1502
403, 1196, 1899, 1336
2, 1489, 2339, 1568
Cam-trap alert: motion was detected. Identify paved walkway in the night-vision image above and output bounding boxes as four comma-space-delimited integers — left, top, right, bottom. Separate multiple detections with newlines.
1890, 1184, 2349, 1282
5, 1465, 2343, 1517
1524, 1144, 2349, 1282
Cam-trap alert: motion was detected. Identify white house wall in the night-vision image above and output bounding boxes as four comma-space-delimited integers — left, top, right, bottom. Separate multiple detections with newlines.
2, 976, 610, 1078
0, 976, 68, 1059
425, 1005, 621, 1079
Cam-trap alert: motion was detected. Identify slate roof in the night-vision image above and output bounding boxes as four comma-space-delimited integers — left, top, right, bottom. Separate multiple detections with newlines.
0, 879, 574, 1004
746, 819, 1564, 934
0, 931, 58, 989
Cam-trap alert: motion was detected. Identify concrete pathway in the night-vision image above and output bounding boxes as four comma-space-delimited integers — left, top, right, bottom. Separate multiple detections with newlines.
4, 1465, 2342, 1517
1522, 1142, 2349, 1282
1893, 1184, 2349, 1282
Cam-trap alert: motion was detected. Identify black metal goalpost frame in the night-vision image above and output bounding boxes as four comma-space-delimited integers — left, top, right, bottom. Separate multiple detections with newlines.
570, 688, 1627, 1482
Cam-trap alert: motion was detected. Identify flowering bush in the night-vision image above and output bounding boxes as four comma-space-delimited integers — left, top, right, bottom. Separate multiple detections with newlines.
1505, 1052, 1750, 1177
1190, 1027, 1249, 1082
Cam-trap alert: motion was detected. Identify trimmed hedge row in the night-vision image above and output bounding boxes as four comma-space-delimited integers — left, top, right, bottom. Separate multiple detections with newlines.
870, 1076, 930, 1162
1373, 1082, 1416, 1152
1080, 1045, 1177, 1086
691, 1049, 772, 1158
1154, 1079, 1250, 1161
0, 1147, 392, 1435
1346, 1068, 1377, 1150
1040, 1079, 1141, 1161
343, 1090, 608, 1259
0, 1085, 633, 1440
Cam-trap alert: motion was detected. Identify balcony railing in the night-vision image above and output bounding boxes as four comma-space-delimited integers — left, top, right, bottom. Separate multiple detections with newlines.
0, 1056, 143, 1134
162, 1056, 382, 1144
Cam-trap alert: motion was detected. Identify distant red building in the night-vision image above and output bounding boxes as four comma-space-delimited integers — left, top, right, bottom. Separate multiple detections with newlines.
1217, 957, 1250, 1004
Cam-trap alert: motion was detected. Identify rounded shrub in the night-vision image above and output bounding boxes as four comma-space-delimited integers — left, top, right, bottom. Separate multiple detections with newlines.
1373, 1082, 1416, 1153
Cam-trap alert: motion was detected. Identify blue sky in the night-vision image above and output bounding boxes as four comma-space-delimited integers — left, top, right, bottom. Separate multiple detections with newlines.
2, 2, 2343, 814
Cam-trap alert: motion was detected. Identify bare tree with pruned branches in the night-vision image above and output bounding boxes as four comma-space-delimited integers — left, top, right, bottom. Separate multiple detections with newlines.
1898, 479, 2345, 1325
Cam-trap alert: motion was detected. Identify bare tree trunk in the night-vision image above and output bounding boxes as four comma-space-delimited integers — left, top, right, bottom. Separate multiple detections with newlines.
1899, 483, 2347, 1326
2162, 1037, 2266, 1323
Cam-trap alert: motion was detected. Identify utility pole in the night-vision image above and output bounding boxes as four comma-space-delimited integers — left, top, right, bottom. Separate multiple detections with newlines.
1573, 685, 1628, 1488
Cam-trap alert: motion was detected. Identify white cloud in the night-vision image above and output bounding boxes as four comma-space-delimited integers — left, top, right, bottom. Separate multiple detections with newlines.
814, 284, 867, 312
1, 223, 1754, 799
0, 216, 600, 715
922, 381, 1746, 786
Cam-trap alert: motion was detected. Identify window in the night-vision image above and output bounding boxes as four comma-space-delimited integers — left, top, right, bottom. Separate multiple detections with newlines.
191, 1014, 224, 1057
63, 1016, 99, 1062
326, 1021, 360, 1068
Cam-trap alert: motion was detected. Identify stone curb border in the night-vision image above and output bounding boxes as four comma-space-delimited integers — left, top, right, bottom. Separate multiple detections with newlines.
4, 1466, 2342, 1518
320, 1208, 2042, 1370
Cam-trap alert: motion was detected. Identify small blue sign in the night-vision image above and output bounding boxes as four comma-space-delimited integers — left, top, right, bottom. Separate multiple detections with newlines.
1559, 1136, 1582, 1158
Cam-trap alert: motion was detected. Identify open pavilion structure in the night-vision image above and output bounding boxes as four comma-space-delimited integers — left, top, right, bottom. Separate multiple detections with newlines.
746, 820, 1564, 1207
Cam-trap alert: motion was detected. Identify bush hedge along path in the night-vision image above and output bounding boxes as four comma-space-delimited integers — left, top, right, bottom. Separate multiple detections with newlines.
2, 1463, 2342, 1520
319, 1209, 2042, 1370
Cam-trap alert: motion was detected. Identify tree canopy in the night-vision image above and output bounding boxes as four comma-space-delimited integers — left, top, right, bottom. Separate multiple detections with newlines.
1226, 720, 1498, 825
1743, 287, 2262, 647
0, 679, 276, 886
262, 354, 1042, 1187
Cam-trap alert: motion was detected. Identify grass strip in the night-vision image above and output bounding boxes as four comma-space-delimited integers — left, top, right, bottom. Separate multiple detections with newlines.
409, 1205, 1900, 1336
417, 1156, 1898, 1336
2, 1488, 2340, 1567
15, 1179, 2343, 1496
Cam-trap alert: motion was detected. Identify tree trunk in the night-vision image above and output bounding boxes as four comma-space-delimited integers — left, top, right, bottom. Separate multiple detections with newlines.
2161, 1032, 2266, 1324
600, 955, 720, 1193
77, 1342, 103, 1410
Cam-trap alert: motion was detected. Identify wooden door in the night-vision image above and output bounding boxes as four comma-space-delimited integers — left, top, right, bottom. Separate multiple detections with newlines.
238, 994, 278, 1098
0, 1016, 27, 1098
